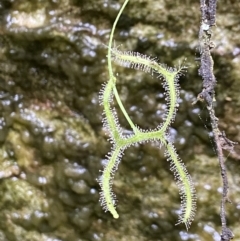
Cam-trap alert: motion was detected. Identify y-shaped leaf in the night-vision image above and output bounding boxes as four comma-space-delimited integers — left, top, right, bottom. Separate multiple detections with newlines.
98, 0, 197, 230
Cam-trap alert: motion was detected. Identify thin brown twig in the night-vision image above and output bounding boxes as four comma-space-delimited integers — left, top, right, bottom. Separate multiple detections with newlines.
195, 0, 236, 240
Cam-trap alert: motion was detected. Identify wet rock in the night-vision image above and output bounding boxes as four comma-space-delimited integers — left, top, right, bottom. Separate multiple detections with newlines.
0, 0, 239, 240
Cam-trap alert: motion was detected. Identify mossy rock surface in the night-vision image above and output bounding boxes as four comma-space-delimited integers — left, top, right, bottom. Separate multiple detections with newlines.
0, 0, 239, 240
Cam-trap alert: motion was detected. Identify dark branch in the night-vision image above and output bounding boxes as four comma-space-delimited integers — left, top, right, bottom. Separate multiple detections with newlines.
196, 1, 235, 240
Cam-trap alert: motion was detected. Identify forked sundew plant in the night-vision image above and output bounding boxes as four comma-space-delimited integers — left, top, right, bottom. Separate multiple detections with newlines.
98, 0, 197, 230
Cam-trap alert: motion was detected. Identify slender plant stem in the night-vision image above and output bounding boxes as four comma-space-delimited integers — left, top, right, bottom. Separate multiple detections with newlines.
113, 86, 139, 133
108, 0, 129, 78
107, 0, 137, 131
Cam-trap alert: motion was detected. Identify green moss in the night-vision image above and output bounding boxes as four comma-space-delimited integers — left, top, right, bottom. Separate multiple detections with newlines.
0, 0, 239, 240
